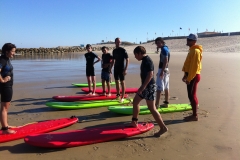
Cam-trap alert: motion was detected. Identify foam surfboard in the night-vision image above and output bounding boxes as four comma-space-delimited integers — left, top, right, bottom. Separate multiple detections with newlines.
81, 87, 138, 94
108, 104, 192, 115
72, 82, 116, 87
46, 99, 133, 110
0, 117, 78, 143
24, 122, 154, 148
52, 94, 128, 102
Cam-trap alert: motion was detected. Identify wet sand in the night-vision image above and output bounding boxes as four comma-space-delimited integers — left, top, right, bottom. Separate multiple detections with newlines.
1, 37, 240, 160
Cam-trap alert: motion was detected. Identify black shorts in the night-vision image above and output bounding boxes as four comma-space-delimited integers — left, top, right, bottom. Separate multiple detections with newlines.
114, 69, 125, 81
0, 86, 13, 102
86, 66, 95, 77
137, 84, 156, 101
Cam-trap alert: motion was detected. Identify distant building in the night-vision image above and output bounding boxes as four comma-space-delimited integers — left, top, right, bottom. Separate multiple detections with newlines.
197, 31, 220, 36
80, 44, 85, 47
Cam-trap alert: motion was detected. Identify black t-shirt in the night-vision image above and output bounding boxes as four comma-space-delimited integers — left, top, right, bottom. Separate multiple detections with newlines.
84, 52, 98, 68
141, 55, 155, 87
102, 53, 113, 72
0, 55, 13, 86
112, 47, 128, 70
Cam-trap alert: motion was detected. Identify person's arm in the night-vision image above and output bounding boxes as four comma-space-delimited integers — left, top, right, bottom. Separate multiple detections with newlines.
93, 55, 101, 65
0, 69, 11, 83
159, 50, 169, 78
123, 58, 129, 73
186, 50, 201, 83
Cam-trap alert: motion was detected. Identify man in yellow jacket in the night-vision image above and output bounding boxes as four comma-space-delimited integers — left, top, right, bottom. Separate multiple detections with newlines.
182, 33, 202, 121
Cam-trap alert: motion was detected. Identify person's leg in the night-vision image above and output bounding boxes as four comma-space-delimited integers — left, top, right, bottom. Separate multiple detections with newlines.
146, 99, 168, 136
1, 102, 15, 134
184, 75, 200, 121
86, 76, 92, 95
155, 69, 163, 108
114, 70, 120, 97
91, 76, 96, 95
163, 72, 170, 106
102, 79, 106, 95
120, 80, 125, 101
119, 71, 125, 102
155, 90, 162, 108
105, 72, 111, 96
131, 93, 142, 127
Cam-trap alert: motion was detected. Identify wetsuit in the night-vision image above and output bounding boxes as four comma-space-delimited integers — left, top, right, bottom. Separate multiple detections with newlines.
84, 52, 98, 76
112, 47, 128, 81
0, 55, 13, 102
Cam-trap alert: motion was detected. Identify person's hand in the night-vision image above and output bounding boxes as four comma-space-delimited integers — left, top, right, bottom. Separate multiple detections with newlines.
109, 70, 112, 74
123, 69, 127, 75
182, 76, 187, 82
137, 86, 144, 95
3, 76, 11, 83
159, 72, 164, 79
186, 81, 190, 85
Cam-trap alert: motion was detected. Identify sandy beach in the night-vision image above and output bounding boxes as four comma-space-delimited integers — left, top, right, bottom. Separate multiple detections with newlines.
1, 36, 240, 160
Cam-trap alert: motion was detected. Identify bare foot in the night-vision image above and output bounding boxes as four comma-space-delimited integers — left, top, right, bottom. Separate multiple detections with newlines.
2, 129, 16, 134
154, 127, 168, 137
184, 115, 198, 121
130, 121, 138, 128
107, 93, 111, 97
85, 92, 92, 96
119, 98, 124, 103
7, 126, 18, 129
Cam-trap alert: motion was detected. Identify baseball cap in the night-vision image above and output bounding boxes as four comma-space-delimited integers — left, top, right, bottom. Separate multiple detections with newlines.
187, 33, 198, 41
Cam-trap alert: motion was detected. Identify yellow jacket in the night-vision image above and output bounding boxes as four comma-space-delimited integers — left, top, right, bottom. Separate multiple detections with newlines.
182, 45, 203, 82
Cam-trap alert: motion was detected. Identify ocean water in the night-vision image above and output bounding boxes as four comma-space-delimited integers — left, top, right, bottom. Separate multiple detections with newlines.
11, 53, 138, 83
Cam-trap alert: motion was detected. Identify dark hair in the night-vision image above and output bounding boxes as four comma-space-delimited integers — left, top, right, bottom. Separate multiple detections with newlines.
101, 46, 108, 51
133, 46, 146, 55
115, 37, 120, 42
2, 43, 16, 55
155, 37, 165, 45
86, 44, 91, 48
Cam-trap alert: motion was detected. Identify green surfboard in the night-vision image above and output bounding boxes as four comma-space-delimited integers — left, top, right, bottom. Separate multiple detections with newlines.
108, 104, 192, 115
46, 99, 133, 110
72, 82, 116, 87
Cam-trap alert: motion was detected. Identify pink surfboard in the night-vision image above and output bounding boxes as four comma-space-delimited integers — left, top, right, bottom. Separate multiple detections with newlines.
81, 87, 138, 94
0, 117, 78, 143
24, 122, 154, 148
52, 94, 129, 102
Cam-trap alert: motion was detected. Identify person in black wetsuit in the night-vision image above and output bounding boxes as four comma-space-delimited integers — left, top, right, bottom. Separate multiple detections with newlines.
131, 46, 168, 137
111, 38, 129, 102
101, 46, 113, 96
0, 43, 16, 134
84, 44, 101, 95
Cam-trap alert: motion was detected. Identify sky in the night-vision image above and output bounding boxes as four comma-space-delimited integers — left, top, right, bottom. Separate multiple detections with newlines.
1, 0, 240, 48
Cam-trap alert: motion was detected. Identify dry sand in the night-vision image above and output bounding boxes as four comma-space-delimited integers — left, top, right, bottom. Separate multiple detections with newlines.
1, 36, 240, 160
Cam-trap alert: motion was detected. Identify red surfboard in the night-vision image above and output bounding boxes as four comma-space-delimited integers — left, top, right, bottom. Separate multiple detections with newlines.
52, 94, 129, 102
24, 122, 154, 148
81, 88, 138, 94
0, 117, 78, 143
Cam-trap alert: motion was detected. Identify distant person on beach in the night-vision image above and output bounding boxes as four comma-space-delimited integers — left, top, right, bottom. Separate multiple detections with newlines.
101, 46, 113, 96
131, 46, 168, 136
0, 43, 16, 134
155, 37, 170, 108
111, 38, 129, 102
182, 33, 202, 121
84, 44, 101, 95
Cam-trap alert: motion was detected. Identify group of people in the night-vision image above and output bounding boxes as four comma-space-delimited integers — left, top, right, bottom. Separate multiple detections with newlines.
0, 33, 202, 136
84, 38, 129, 103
